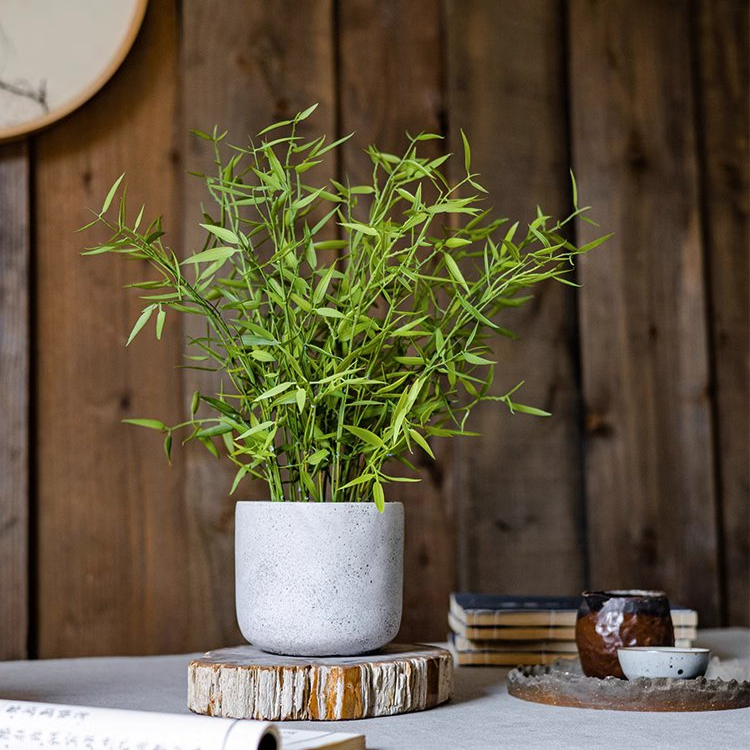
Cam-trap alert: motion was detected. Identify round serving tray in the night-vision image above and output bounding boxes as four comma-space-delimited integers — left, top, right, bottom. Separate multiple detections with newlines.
507, 660, 750, 712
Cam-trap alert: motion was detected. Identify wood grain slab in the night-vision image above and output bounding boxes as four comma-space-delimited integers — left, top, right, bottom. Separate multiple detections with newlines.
188, 643, 453, 720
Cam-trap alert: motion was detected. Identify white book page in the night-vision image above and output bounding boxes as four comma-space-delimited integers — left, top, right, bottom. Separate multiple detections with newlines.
280, 728, 365, 749
0, 700, 364, 750
0, 699, 278, 750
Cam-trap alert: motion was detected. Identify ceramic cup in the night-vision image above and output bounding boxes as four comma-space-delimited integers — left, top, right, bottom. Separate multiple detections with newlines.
617, 646, 711, 680
575, 590, 675, 679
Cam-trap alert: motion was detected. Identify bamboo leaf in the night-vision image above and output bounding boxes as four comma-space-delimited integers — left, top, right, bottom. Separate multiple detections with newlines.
199, 223, 240, 245
339, 221, 379, 237
308, 448, 327, 466
181, 246, 239, 265
443, 253, 469, 292
155, 307, 166, 340
463, 352, 495, 365
315, 307, 346, 319
229, 466, 248, 495
254, 381, 295, 402
373, 480, 385, 512
196, 423, 234, 437
460, 129, 471, 173
101, 173, 125, 214
343, 424, 384, 449
237, 421, 275, 439
339, 473, 376, 490
295, 388, 306, 413
408, 428, 435, 459
126, 305, 156, 346
250, 349, 276, 362
122, 418, 167, 430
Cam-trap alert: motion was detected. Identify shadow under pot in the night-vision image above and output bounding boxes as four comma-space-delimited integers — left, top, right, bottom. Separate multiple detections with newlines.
575, 590, 674, 679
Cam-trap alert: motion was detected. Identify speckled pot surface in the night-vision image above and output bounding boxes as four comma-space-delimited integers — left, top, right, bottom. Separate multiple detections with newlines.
235, 501, 404, 657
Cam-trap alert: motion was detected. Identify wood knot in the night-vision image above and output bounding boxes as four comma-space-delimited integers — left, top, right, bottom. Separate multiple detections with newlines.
626, 131, 649, 172
585, 410, 615, 438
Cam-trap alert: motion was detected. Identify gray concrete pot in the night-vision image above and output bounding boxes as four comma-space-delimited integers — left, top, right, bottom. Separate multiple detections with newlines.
235, 501, 404, 656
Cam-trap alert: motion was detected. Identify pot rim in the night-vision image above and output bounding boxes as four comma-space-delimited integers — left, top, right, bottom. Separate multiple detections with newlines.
235, 500, 404, 508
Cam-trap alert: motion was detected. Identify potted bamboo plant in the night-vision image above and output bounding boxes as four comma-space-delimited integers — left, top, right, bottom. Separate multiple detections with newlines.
84, 105, 607, 656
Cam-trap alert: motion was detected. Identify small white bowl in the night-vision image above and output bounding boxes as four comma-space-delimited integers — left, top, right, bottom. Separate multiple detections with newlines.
617, 647, 711, 680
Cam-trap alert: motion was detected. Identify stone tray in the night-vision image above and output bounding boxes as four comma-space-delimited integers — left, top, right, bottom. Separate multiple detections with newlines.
188, 643, 453, 721
507, 659, 750, 712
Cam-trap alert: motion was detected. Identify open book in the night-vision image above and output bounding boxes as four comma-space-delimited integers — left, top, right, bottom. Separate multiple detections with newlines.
0, 699, 364, 750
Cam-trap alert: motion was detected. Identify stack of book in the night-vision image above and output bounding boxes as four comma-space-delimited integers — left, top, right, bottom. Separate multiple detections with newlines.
448, 593, 699, 667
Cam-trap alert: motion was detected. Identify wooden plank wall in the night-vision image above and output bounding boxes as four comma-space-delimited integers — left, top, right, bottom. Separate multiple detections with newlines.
570, 0, 721, 624
0, 143, 29, 660
0, 0, 745, 659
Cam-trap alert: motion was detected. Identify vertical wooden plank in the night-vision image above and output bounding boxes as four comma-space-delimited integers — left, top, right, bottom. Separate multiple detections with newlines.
446, 0, 586, 597
337, 0, 456, 641
35, 0, 188, 656
696, 0, 749, 625
180, 0, 337, 648
570, 0, 721, 623
0, 142, 29, 659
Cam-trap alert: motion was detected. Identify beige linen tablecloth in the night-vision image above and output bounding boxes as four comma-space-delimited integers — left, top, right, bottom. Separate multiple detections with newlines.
0, 629, 747, 749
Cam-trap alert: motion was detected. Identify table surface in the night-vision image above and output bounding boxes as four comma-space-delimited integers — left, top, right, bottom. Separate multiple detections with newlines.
0, 629, 748, 749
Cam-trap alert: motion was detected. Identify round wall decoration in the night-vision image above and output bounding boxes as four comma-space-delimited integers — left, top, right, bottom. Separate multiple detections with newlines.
0, 0, 148, 142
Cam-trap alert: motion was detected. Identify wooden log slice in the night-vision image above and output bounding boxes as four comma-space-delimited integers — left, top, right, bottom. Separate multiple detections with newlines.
188, 643, 453, 721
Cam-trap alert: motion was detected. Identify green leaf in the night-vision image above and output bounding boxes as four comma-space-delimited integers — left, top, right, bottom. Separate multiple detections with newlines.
101, 173, 125, 214
463, 352, 495, 365
164, 432, 172, 461
339, 473, 376, 491
199, 223, 240, 245
237, 421, 275, 439
307, 449, 327, 466
155, 307, 166, 340
190, 390, 201, 415
373, 480, 385, 512
315, 307, 346, 319
443, 253, 469, 292
343, 424, 384, 449
339, 221, 379, 237
199, 436, 220, 458
250, 349, 276, 362
570, 169, 578, 208
296, 102, 319, 121
313, 239, 348, 250
299, 468, 318, 499
126, 305, 156, 346
196, 423, 234, 438
182, 246, 239, 265
122, 418, 167, 430
254, 381, 295, 402
295, 388, 306, 413
579, 233, 613, 253
408, 428, 435, 459
444, 237, 472, 248
460, 129, 471, 173
229, 466, 248, 495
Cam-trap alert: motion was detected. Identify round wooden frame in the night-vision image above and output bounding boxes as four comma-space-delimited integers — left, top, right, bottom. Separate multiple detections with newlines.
0, 0, 149, 143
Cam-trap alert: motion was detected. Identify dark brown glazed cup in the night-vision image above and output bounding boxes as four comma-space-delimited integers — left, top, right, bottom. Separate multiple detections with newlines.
575, 590, 674, 679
